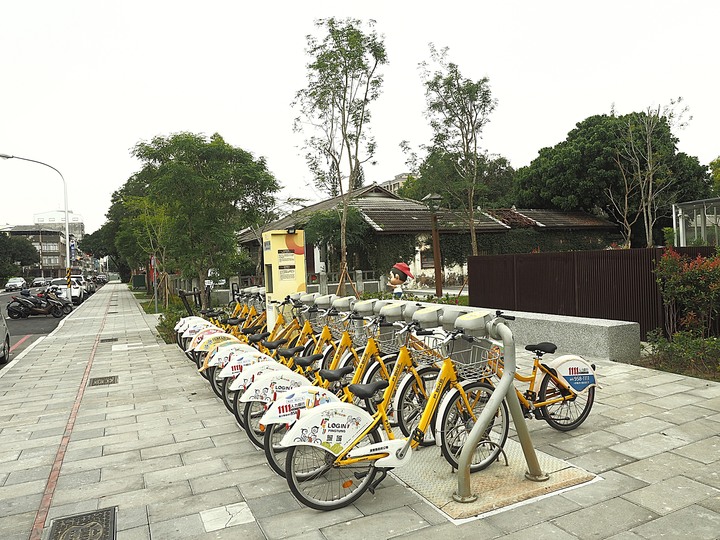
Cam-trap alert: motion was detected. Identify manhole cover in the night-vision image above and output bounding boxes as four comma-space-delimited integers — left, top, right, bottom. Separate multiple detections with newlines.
48, 506, 116, 540
99, 338, 118, 343
88, 376, 118, 387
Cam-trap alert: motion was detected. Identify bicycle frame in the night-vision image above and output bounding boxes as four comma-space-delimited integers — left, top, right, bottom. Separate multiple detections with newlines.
490, 351, 596, 411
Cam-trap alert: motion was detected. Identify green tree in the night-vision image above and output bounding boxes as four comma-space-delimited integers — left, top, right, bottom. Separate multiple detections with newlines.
0, 235, 39, 281
516, 108, 710, 247
293, 17, 387, 285
131, 132, 280, 308
417, 45, 498, 255
708, 156, 720, 196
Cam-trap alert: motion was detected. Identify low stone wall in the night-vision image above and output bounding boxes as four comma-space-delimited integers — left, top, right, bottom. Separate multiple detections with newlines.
498, 310, 641, 363
398, 301, 640, 363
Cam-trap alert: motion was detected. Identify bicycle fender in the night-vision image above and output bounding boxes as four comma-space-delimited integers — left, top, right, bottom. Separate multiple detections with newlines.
239, 370, 308, 404
260, 385, 340, 427
181, 322, 217, 340
336, 349, 356, 370
195, 333, 239, 353
545, 355, 597, 393
175, 316, 205, 332
228, 361, 289, 391
280, 402, 374, 456
433, 380, 478, 446
218, 350, 272, 379
207, 342, 256, 368
185, 327, 222, 350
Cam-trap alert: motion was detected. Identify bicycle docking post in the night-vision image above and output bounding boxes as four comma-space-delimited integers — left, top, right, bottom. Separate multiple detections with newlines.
453, 320, 547, 504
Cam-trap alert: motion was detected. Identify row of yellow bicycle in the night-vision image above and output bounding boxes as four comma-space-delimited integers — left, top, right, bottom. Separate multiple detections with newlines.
173, 288, 597, 510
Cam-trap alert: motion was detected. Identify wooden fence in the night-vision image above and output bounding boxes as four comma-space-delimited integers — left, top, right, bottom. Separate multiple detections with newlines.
467, 247, 716, 340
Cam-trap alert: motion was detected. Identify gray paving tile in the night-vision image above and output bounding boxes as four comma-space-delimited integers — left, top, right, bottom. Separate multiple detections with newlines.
622, 475, 719, 515
258, 505, 362, 539
671, 435, 720, 464
610, 432, 687, 460
149, 513, 206, 539
147, 487, 243, 523
552, 497, 659, 539
321, 506, 430, 540
631, 504, 720, 539
616, 452, 704, 484
0, 510, 36, 540
99, 482, 193, 510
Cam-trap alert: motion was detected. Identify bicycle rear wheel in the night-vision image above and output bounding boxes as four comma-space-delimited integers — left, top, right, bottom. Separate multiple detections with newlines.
539, 374, 595, 431
285, 430, 380, 511
439, 381, 509, 472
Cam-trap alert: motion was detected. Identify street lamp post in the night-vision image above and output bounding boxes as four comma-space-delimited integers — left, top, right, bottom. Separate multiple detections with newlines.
0, 154, 71, 295
422, 193, 444, 299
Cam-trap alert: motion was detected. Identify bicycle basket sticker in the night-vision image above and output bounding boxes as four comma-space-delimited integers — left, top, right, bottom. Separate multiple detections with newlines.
556, 360, 596, 392
241, 371, 307, 403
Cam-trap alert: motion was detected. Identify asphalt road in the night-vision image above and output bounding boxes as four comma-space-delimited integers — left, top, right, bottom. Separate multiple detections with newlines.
0, 288, 67, 370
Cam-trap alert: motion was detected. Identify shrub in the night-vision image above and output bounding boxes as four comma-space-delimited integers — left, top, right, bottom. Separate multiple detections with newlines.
646, 329, 720, 382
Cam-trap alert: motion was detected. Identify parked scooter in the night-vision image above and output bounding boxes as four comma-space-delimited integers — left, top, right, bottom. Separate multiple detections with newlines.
7, 290, 64, 319
39, 287, 74, 315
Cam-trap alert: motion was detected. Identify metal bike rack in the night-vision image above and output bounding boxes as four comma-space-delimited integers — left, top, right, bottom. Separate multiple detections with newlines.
453, 316, 548, 503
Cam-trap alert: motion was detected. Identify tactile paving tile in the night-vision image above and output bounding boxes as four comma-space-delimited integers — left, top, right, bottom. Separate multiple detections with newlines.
391, 438, 595, 520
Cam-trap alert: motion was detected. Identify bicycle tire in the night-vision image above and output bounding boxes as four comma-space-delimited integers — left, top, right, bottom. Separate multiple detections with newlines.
285, 429, 380, 511
222, 375, 236, 413
395, 365, 440, 446
232, 385, 246, 428
539, 374, 595, 431
242, 400, 267, 448
208, 366, 225, 399
439, 380, 509, 472
263, 422, 290, 477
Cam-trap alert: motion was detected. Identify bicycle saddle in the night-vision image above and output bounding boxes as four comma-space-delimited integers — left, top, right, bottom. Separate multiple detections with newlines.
525, 342, 557, 355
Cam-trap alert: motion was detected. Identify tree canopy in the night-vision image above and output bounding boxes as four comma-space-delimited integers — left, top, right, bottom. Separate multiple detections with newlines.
294, 17, 387, 282
515, 109, 710, 247
0, 235, 39, 281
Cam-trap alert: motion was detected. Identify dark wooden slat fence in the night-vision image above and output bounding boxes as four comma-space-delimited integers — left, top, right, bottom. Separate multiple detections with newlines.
468, 247, 716, 340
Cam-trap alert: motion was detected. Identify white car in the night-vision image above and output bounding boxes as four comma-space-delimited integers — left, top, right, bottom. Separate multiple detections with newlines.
49, 278, 84, 305
71, 275, 95, 296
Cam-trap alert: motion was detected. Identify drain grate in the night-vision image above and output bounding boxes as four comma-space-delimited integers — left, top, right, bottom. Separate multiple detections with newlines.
88, 376, 118, 387
99, 337, 118, 343
48, 506, 117, 540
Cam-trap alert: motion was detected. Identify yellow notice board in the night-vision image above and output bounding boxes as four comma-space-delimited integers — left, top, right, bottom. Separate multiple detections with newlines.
262, 229, 307, 302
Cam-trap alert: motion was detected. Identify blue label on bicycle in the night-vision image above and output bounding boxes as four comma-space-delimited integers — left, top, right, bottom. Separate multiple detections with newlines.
557, 361, 595, 392
563, 373, 595, 392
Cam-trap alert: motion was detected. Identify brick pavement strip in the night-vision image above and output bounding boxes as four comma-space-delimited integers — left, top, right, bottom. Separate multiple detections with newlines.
2, 282, 720, 540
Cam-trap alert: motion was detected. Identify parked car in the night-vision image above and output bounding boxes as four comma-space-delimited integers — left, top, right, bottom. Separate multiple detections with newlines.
0, 310, 9, 365
49, 278, 84, 305
32, 277, 50, 288
71, 275, 93, 296
4, 277, 28, 292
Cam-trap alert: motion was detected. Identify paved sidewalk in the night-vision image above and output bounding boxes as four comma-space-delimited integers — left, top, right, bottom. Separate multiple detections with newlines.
0, 283, 719, 539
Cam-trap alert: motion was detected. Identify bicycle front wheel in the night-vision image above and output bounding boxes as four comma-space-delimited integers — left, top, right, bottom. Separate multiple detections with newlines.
439, 381, 509, 472
242, 401, 267, 448
264, 422, 290, 477
539, 374, 595, 431
285, 430, 380, 511
395, 365, 440, 446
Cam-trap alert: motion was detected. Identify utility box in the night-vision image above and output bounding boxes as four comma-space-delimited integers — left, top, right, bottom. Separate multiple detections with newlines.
262, 229, 307, 330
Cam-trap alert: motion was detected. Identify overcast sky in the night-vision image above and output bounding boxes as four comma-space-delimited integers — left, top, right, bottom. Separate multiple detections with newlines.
1, 1, 718, 234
